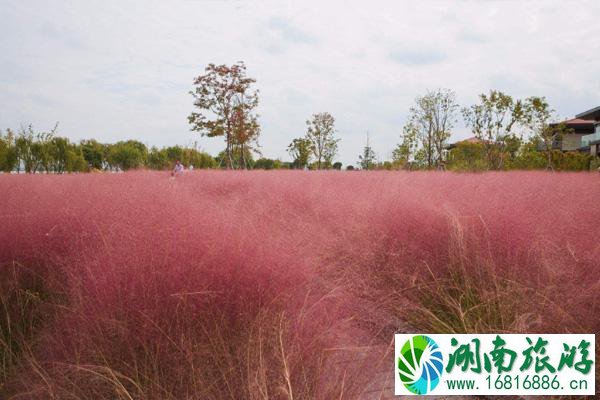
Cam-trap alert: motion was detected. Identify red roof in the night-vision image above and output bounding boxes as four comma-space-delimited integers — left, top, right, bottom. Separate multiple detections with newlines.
562, 118, 595, 125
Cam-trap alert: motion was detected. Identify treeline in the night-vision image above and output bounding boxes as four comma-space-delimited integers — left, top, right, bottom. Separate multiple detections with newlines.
444, 139, 594, 172
2, 60, 599, 173
350, 138, 594, 172
356, 89, 596, 172
0, 124, 334, 173
186, 62, 597, 172
1, 123, 595, 173
0, 125, 87, 173
0, 125, 218, 173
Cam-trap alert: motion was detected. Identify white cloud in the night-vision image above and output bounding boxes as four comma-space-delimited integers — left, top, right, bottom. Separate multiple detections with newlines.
0, 0, 599, 166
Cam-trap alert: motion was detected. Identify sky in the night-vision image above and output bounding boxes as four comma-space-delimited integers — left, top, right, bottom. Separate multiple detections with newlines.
1, 0, 599, 166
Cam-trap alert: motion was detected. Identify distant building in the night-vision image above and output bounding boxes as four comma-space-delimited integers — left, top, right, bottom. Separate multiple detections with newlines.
576, 106, 600, 157
446, 106, 600, 158
541, 106, 599, 156
577, 105, 600, 121
550, 118, 596, 151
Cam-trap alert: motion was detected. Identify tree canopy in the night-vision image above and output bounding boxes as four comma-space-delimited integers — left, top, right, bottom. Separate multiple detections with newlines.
188, 62, 260, 169
305, 112, 339, 170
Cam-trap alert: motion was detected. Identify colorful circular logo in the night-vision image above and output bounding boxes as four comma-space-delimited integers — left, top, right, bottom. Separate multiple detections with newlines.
397, 335, 444, 395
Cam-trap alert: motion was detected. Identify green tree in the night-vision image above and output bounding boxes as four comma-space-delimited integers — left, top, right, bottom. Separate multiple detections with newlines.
392, 124, 419, 168
404, 89, 459, 169
164, 146, 184, 164
147, 147, 170, 170
287, 137, 312, 169
462, 90, 525, 170
503, 134, 523, 166
254, 158, 278, 170
522, 96, 572, 171
358, 132, 376, 170
67, 144, 88, 172
188, 62, 260, 169
378, 161, 395, 170
80, 139, 106, 170
305, 112, 339, 169
231, 105, 261, 169
309, 160, 332, 170
447, 141, 488, 171
508, 140, 546, 170
46, 137, 87, 173
15, 124, 57, 173
0, 129, 18, 172
216, 147, 255, 169
106, 140, 147, 171
183, 148, 217, 169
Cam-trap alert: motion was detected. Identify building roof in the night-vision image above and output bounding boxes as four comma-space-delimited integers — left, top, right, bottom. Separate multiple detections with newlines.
551, 118, 596, 134
575, 106, 600, 121
562, 118, 596, 125
446, 136, 492, 150
460, 136, 484, 143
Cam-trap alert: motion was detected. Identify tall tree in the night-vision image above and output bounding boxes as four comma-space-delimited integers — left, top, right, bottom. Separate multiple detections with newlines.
405, 89, 459, 169
446, 141, 488, 171
106, 140, 147, 171
462, 90, 525, 170
305, 112, 339, 169
231, 105, 260, 169
0, 129, 18, 172
392, 124, 419, 168
184, 148, 217, 169
358, 132, 377, 170
46, 137, 87, 173
148, 147, 170, 170
80, 139, 106, 170
287, 137, 312, 169
15, 124, 57, 173
188, 62, 260, 169
523, 96, 571, 171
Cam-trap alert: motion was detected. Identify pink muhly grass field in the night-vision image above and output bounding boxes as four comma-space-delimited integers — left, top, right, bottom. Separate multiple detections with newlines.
1, 170, 599, 399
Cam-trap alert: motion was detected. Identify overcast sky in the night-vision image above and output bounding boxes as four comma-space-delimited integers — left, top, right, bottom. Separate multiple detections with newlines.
1, 0, 599, 166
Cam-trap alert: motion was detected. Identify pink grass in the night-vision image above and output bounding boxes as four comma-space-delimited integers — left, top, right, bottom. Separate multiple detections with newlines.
1, 170, 599, 398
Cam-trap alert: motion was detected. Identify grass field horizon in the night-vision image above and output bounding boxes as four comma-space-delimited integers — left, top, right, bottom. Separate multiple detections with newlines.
1, 170, 599, 399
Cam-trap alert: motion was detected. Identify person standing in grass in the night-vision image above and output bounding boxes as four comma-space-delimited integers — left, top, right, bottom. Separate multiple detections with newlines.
172, 160, 184, 177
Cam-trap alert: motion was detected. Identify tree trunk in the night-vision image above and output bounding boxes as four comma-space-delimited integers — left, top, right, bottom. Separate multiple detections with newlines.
240, 143, 247, 170
225, 131, 233, 169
